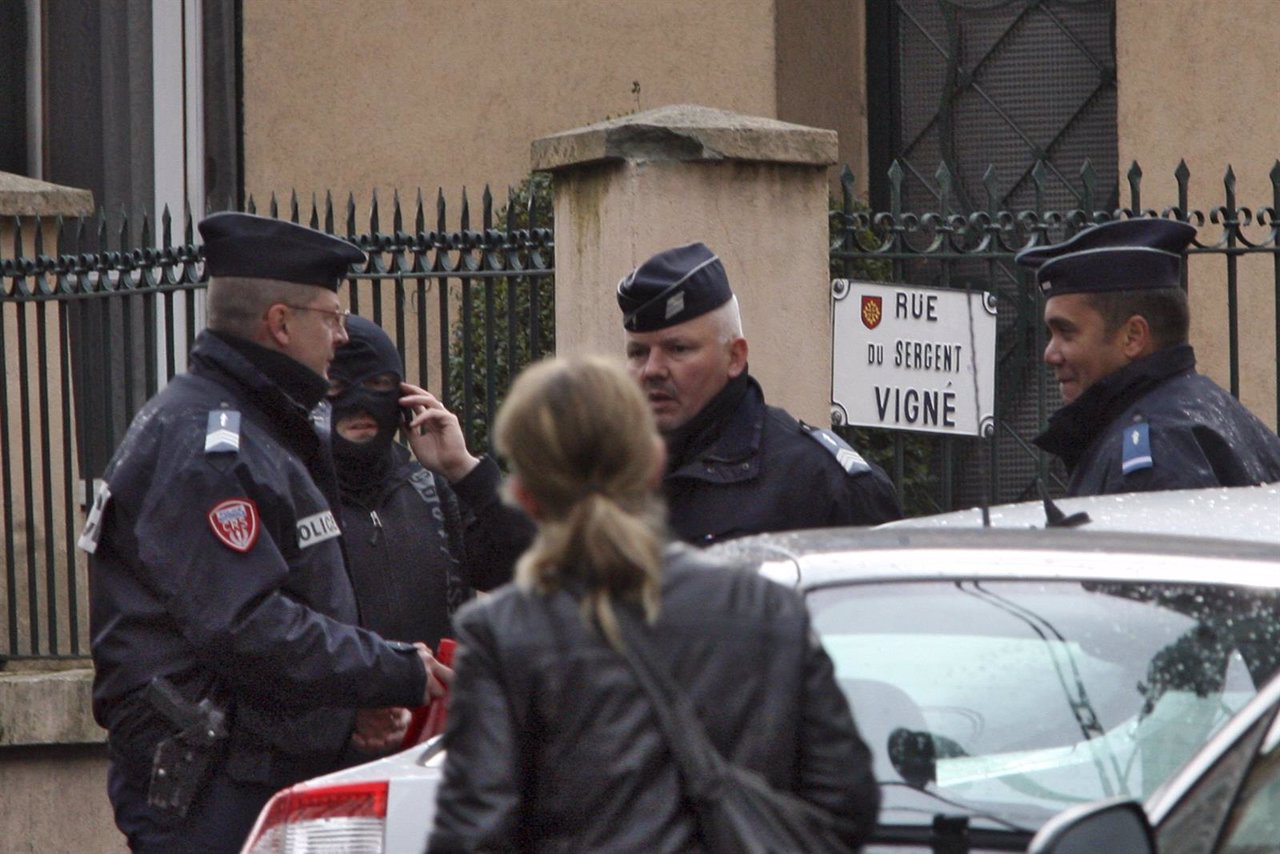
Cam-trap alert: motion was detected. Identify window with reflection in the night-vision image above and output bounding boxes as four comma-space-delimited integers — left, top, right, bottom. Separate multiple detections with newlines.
809, 580, 1280, 832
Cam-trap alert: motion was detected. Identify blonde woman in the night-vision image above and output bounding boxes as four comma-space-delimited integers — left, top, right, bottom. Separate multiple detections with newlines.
427, 356, 878, 852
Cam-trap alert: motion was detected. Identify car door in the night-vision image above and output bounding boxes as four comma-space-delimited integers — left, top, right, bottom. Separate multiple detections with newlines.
1176, 710, 1280, 853
1147, 695, 1280, 854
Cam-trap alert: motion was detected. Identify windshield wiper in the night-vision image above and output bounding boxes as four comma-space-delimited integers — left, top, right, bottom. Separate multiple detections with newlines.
960, 581, 1129, 797
876, 780, 1035, 834
873, 821, 1032, 853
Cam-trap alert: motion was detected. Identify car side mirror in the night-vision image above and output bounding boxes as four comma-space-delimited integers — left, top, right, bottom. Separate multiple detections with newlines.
1028, 797, 1155, 854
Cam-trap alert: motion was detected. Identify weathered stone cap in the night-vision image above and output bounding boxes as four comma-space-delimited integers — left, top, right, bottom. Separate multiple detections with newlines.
0, 172, 94, 218
532, 104, 838, 171
0, 669, 104, 746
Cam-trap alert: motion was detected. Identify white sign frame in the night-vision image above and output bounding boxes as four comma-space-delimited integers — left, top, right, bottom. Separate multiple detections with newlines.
831, 280, 997, 437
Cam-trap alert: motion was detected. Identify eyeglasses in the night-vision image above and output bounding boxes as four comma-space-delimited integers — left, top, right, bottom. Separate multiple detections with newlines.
283, 304, 351, 331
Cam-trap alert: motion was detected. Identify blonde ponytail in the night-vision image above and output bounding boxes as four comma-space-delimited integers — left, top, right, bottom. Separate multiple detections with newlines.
495, 356, 666, 648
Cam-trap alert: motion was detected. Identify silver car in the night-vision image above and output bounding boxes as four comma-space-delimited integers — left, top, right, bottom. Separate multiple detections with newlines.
240, 484, 1280, 853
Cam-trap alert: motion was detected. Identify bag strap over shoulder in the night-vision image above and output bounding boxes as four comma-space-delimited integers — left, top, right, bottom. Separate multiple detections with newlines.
616, 607, 856, 854
615, 610, 727, 801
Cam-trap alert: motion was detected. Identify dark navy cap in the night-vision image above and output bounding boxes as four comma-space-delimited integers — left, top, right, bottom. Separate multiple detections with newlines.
616, 242, 733, 332
1014, 219, 1197, 297
198, 212, 365, 291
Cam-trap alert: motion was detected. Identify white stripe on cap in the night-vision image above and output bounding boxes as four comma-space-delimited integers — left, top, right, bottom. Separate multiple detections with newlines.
1041, 245, 1181, 268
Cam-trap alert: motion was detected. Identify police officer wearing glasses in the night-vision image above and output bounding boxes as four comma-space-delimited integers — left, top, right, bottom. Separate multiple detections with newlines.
84, 213, 449, 853
1018, 218, 1280, 496
618, 242, 902, 544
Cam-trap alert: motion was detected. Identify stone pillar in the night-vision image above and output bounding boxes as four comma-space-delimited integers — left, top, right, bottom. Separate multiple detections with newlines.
0, 175, 118, 851
532, 104, 838, 425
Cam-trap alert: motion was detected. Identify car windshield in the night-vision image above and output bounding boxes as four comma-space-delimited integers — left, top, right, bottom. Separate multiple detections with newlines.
808, 579, 1280, 832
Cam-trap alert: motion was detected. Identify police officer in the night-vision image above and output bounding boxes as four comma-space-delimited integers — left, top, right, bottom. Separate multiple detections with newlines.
328, 315, 533, 652
618, 242, 902, 544
84, 213, 449, 853
1017, 218, 1280, 495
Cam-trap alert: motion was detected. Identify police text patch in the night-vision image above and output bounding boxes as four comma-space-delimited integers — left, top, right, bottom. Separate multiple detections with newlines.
296, 510, 341, 549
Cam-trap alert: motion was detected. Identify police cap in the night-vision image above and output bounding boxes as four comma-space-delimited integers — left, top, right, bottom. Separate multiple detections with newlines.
616, 242, 733, 332
1014, 218, 1197, 298
198, 212, 365, 291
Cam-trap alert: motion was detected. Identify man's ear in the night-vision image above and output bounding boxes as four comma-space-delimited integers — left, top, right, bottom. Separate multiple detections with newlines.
726, 336, 748, 378
263, 303, 292, 348
1121, 314, 1154, 359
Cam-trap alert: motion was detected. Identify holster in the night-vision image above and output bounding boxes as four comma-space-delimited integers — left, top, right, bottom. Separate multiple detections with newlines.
144, 676, 229, 820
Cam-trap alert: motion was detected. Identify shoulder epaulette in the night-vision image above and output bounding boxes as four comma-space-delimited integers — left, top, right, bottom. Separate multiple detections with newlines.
800, 422, 872, 475
205, 409, 242, 454
1121, 417, 1153, 475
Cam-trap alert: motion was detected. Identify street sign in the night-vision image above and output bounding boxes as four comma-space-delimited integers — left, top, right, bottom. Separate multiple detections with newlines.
831, 280, 997, 437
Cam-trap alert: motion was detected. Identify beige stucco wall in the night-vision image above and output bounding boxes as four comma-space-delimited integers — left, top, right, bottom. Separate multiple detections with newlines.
240, 0, 867, 202
0, 745, 121, 853
242, 0, 775, 201
776, 0, 868, 184
1117, 0, 1279, 427
0, 669, 120, 852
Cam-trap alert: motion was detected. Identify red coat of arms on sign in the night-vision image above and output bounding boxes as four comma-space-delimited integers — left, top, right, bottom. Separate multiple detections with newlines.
861, 295, 883, 330
207, 498, 260, 553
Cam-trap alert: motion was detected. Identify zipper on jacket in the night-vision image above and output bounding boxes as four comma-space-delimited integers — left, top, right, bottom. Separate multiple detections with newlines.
370, 509, 383, 545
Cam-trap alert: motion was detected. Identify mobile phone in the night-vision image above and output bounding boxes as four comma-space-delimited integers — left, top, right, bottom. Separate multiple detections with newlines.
401, 406, 415, 426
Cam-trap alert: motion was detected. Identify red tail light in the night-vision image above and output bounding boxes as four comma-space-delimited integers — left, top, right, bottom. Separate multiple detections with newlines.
241, 781, 388, 853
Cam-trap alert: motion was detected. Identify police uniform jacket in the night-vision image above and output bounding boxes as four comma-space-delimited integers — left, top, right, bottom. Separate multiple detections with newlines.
665, 373, 902, 544
339, 446, 534, 651
427, 546, 880, 852
87, 330, 426, 789
1035, 344, 1280, 496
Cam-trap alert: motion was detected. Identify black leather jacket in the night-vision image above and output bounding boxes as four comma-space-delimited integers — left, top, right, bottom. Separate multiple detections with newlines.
427, 546, 880, 852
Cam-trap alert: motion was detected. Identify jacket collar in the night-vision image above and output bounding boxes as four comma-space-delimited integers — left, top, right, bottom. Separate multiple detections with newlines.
666, 374, 766, 484
189, 330, 330, 471
203, 329, 330, 411
1035, 344, 1197, 470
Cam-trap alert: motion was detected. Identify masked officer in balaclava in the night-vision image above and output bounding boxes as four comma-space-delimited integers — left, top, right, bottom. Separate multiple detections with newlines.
327, 315, 533, 651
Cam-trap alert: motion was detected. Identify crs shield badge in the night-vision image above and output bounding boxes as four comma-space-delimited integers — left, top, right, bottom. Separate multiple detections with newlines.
861, 295, 883, 330
207, 498, 260, 553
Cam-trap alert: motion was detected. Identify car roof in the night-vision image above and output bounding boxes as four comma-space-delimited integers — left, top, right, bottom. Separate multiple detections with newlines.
705, 526, 1280, 590
878, 483, 1280, 543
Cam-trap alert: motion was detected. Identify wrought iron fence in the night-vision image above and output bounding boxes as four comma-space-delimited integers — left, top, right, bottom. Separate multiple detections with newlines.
0, 184, 553, 663
5, 159, 1280, 661
833, 159, 1280, 516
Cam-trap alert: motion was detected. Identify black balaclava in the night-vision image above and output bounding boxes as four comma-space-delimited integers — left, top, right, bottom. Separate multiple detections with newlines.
329, 315, 405, 494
